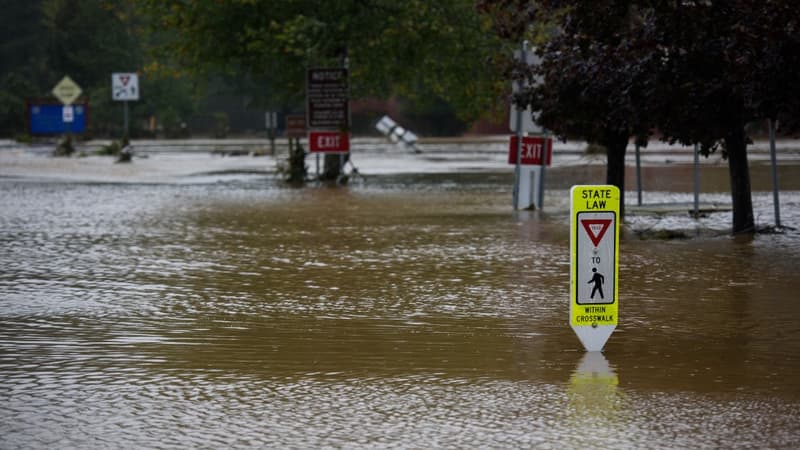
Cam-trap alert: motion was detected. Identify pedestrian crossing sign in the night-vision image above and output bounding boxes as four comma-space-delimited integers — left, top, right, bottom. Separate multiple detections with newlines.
570, 185, 620, 351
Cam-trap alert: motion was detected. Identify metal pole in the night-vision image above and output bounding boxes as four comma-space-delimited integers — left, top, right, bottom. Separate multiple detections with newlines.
769, 119, 781, 227
339, 153, 345, 183
123, 101, 129, 137
512, 40, 528, 210
537, 131, 547, 209
513, 112, 523, 209
635, 143, 642, 206
693, 143, 700, 218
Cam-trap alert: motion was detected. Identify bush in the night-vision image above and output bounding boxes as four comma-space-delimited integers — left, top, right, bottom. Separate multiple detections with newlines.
585, 142, 607, 154
53, 135, 75, 157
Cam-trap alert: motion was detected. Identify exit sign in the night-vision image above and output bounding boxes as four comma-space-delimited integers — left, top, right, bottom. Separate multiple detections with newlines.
309, 131, 350, 153
508, 135, 553, 166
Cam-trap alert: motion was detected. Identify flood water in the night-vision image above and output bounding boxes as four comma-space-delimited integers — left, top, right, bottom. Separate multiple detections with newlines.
2, 146, 800, 448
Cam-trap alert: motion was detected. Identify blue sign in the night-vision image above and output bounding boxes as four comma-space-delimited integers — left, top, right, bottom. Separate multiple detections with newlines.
29, 103, 87, 134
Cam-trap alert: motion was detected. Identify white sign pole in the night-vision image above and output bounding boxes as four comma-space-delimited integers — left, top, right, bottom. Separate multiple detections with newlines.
511, 41, 529, 210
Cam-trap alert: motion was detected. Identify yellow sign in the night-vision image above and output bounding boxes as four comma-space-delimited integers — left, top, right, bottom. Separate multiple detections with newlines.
52, 76, 82, 105
570, 185, 620, 351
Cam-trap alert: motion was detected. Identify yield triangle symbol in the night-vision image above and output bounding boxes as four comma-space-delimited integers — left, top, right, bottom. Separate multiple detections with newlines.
581, 219, 612, 247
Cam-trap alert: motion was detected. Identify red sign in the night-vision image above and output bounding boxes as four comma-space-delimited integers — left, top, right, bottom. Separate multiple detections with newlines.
285, 115, 306, 138
309, 131, 350, 153
581, 219, 612, 247
508, 136, 553, 166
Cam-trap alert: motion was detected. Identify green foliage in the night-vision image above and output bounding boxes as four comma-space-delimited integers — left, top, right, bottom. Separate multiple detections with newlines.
212, 112, 230, 139
482, 0, 800, 232
485, 0, 800, 148
53, 134, 75, 156
0, 0, 200, 137
135, 0, 509, 122
14, 133, 33, 144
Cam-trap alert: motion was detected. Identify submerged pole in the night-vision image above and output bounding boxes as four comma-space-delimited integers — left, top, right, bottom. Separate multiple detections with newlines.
512, 40, 529, 210
537, 131, 546, 209
693, 143, 699, 218
635, 143, 642, 206
769, 119, 781, 227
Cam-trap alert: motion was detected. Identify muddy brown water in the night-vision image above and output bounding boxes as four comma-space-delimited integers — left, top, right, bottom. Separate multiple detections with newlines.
2, 160, 800, 448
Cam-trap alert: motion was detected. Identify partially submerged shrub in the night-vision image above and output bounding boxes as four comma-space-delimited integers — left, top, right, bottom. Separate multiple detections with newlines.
53, 135, 75, 157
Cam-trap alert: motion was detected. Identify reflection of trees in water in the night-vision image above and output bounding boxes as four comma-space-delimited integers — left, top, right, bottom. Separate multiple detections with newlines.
590, 236, 800, 394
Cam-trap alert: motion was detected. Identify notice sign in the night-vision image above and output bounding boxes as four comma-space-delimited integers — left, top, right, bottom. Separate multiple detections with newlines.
28, 102, 87, 134
508, 135, 552, 166
307, 68, 349, 129
309, 131, 350, 153
570, 185, 620, 352
62, 105, 74, 123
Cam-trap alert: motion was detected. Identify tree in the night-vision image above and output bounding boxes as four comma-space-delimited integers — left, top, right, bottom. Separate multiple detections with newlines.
480, 0, 800, 233
481, 1, 654, 219
135, 0, 508, 179
0, 0, 47, 135
627, 1, 800, 233
0, 0, 201, 138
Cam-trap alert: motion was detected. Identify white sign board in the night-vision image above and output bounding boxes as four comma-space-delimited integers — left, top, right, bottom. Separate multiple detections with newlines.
265, 111, 278, 129
62, 105, 74, 123
510, 105, 541, 134
112, 73, 140, 101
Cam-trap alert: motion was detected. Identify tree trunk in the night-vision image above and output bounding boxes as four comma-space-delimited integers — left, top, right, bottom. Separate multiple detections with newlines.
601, 130, 629, 220
725, 126, 755, 234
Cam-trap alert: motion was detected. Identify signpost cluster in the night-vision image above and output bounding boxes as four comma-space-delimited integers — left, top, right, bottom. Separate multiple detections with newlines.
306, 67, 351, 180
50, 76, 84, 135
307, 68, 350, 151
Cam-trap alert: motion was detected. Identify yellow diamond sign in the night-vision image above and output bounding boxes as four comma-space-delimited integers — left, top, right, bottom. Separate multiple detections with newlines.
52, 76, 82, 105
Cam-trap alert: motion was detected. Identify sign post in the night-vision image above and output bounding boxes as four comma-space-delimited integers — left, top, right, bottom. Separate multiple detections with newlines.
768, 119, 782, 227
510, 41, 546, 210
112, 73, 139, 137
52, 76, 83, 138
306, 67, 350, 181
265, 111, 278, 154
570, 185, 620, 352
508, 136, 552, 209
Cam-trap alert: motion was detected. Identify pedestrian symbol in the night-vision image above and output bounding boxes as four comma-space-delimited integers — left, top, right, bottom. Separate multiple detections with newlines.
589, 268, 604, 299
